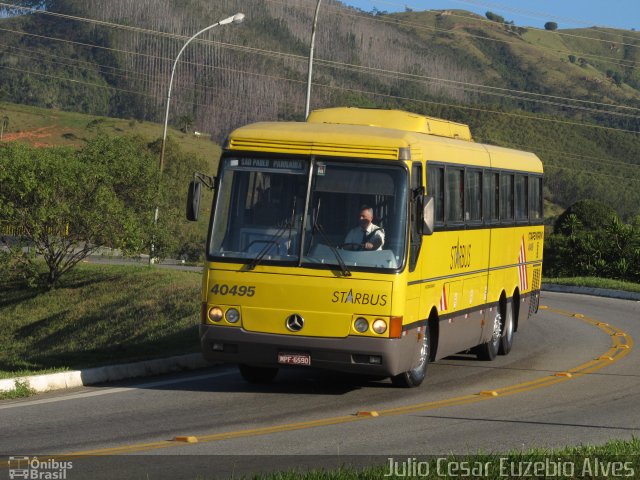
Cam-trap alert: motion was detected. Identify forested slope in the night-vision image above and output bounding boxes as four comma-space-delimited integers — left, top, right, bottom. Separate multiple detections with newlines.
0, 0, 639, 219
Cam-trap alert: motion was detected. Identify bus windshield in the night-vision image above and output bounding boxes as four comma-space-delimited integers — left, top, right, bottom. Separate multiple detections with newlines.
209, 157, 408, 271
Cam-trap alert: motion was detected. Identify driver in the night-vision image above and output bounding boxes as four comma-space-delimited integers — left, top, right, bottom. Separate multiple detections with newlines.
344, 206, 384, 250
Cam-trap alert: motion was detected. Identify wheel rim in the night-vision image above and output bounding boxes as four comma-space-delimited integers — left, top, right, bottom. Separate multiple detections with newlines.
492, 313, 502, 347
412, 329, 429, 373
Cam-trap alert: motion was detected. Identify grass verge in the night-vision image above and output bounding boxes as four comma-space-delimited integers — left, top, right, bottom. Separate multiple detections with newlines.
250, 438, 640, 479
0, 380, 35, 400
544, 277, 640, 294
0, 263, 201, 378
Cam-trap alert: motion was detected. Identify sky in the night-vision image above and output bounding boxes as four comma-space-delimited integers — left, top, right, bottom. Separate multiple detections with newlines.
341, 0, 639, 31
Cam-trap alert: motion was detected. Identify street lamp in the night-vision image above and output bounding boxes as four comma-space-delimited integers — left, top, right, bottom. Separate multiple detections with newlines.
152, 12, 244, 263
159, 12, 245, 174
304, 0, 322, 119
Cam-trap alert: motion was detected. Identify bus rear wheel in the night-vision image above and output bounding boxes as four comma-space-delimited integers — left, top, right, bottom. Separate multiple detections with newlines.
476, 309, 502, 361
391, 328, 430, 388
498, 298, 514, 355
238, 364, 279, 384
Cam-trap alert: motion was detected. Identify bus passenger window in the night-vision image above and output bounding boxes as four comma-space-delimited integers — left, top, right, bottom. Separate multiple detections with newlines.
446, 168, 464, 224
515, 175, 528, 221
427, 166, 444, 224
500, 173, 514, 222
465, 170, 482, 223
483, 171, 499, 223
529, 176, 543, 220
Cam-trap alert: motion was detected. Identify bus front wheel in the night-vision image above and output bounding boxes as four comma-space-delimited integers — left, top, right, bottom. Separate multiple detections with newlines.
238, 364, 279, 384
391, 328, 430, 388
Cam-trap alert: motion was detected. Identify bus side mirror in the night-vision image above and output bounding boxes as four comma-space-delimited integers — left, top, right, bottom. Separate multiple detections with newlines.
186, 180, 202, 222
423, 195, 435, 235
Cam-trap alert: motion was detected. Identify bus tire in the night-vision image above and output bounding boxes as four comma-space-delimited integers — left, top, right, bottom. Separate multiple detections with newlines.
498, 298, 514, 355
238, 364, 278, 384
476, 310, 501, 361
391, 327, 430, 388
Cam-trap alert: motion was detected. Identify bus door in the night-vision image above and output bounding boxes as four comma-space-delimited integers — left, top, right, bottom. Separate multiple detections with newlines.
405, 162, 424, 326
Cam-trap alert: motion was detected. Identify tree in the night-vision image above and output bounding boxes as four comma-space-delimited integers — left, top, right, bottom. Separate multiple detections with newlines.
177, 114, 194, 133
0, 115, 8, 140
544, 22, 558, 31
0, 136, 159, 289
554, 199, 616, 235
568, 55, 576, 63
486, 11, 505, 23
611, 71, 623, 86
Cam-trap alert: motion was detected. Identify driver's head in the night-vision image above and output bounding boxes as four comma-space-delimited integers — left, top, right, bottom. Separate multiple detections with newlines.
359, 206, 373, 229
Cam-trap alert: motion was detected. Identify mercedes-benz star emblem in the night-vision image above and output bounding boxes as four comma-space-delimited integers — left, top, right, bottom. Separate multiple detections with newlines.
286, 314, 304, 332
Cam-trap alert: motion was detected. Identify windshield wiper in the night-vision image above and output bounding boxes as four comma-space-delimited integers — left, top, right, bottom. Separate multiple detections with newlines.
245, 197, 301, 271
245, 224, 290, 271
312, 222, 351, 277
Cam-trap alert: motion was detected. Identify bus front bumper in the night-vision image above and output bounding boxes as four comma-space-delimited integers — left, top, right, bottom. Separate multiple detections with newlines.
200, 324, 419, 377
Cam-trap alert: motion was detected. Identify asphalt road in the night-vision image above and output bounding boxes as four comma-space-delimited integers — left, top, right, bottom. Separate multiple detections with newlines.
1, 292, 638, 479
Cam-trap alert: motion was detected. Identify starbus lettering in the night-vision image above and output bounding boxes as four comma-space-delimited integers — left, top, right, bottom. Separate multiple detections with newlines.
450, 239, 471, 270
332, 289, 387, 306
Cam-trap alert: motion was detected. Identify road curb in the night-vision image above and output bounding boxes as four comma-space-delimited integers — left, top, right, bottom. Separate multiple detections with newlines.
542, 283, 640, 301
0, 353, 211, 394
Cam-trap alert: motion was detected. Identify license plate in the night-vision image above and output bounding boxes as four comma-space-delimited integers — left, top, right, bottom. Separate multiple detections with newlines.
277, 352, 311, 366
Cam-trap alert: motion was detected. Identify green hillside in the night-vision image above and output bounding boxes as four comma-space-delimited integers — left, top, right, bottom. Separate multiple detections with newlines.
0, 101, 221, 161
0, 1, 639, 219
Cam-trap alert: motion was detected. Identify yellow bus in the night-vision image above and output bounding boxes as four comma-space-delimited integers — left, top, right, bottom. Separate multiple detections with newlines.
187, 108, 544, 387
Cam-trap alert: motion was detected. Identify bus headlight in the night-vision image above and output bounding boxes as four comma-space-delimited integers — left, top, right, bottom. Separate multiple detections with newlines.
372, 319, 387, 334
354, 317, 369, 333
225, 308, 240, 324
208, 306, 223, 322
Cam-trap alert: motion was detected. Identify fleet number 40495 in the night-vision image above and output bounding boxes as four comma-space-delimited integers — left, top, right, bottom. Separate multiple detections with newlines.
210, 284, 256, 296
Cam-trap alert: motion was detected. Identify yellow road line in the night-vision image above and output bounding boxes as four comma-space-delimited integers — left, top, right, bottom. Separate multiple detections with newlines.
41, 307, 635, 458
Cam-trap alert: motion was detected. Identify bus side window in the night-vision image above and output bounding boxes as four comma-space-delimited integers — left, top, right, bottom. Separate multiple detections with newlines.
465, 169, 482, 224
483, 170, 499, 224
445, 167, 464, 225
515, 174, 528, 222
427, 165, 444, 226
529, 176, 543, 221
499, 173, 514, 223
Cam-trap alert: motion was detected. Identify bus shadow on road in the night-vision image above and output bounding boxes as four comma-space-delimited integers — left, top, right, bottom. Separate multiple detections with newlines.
103, 366, 399, 396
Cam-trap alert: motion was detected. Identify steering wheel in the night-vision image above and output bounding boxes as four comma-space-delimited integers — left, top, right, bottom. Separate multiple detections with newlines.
339, 242, 363, 251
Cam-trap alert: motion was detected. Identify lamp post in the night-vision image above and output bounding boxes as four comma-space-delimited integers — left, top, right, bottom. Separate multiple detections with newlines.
152, 12, 244, 263
304, 0, 322, 119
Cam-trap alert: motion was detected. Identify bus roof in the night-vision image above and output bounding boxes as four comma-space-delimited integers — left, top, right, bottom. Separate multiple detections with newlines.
226, 108, 542, 173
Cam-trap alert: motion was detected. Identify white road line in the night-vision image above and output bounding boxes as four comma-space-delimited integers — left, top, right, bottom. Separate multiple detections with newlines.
0, 370, 236, 410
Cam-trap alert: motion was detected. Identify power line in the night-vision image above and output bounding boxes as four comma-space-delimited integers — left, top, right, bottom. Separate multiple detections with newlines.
311, 80, 639, 134
2, 0, 638, 71
447, 0, 639, 39
274, 0, 638, 68
313, 58, 640, 119
3, 44, 639, 137
544, 164, 640, 184
2, 22, 638, 121
0, 45, 310, 102
2, 71, 639, 183
342, 0, 640, 49
2, 0, 638, 114
499, 141, 640, 169
1, 11, 639, 134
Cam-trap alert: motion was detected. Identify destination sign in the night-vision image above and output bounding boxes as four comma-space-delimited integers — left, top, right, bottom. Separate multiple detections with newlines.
226, 158, 306, 171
